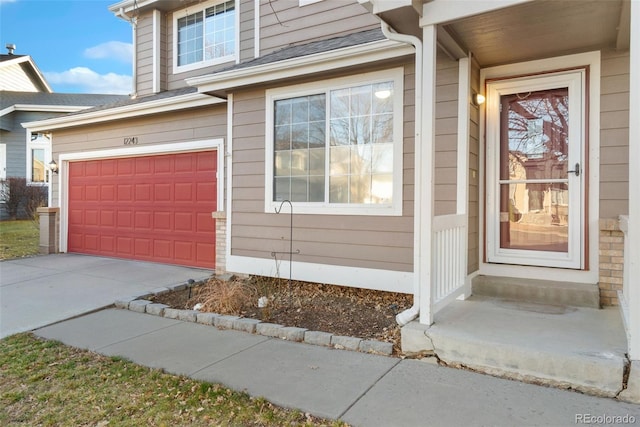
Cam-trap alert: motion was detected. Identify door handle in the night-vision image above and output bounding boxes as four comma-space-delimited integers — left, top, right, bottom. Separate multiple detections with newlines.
567, 163, 580, 176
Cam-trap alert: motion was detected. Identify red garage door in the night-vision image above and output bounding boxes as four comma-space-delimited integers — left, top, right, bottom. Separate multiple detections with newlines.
68, 150, 217, 268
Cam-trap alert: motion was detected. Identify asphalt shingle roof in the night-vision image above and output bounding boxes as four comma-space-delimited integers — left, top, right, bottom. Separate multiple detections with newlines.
16, 28, 386, 118
0, 54, 27, 62
219, 28, 385, 72
1, 91, 128, 110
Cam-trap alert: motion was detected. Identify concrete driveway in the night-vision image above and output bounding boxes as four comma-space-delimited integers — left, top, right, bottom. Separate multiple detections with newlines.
0, 254, 213, 338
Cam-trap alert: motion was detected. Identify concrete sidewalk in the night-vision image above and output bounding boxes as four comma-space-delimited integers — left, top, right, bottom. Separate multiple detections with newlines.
0, 254, 212, 338
34, 309, 640, 426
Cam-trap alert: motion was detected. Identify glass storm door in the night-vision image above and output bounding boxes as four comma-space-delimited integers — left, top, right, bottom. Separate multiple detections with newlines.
486, 71, 584, 269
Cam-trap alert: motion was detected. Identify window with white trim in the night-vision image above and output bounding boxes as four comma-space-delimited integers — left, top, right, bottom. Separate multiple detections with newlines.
174, 0, 236, 72
265, 68, 404, 215
27, 133, 51, 184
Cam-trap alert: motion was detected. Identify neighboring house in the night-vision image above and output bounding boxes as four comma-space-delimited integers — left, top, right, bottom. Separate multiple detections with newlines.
0, 50, 127, 218
23, 0, 639, 396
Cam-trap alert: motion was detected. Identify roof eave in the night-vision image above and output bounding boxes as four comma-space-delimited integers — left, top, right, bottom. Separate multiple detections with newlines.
0, 55, 52, 93
0, 105, 88, 118
186, 39, 415, 93
23, 93, 226, 132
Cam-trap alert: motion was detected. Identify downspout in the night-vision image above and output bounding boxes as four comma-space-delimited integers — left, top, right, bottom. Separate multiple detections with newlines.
116, 7, 137, 98
379, 22, 423, 327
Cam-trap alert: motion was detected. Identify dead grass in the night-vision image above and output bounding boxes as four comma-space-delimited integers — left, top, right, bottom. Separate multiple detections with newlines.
196, 277, 258, 314
0, 333, 348, 427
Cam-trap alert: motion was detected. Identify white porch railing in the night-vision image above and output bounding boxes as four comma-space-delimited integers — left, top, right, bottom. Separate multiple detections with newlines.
431, 213, 468, 314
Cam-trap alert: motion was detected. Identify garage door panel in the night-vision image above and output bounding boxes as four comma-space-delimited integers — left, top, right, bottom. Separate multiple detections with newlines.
101, 184, 116, 201
86, 185, 99, 201
134, 238, 152, 257
119, 158, 135, 175
135, 184, 152, 201
100, 236, 115, 252
117, 237, 133, 255
68, 150, 216, 268
85, 210, 98, 226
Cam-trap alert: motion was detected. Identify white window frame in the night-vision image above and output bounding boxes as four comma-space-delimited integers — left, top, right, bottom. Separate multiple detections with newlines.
264, 67, 404, 216
173, 0, 239, 74
26, 132, 51, 185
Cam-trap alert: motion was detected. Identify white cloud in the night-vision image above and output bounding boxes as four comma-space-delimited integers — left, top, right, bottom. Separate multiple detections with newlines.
44, 67, 132, 95
84, 41, 133, 64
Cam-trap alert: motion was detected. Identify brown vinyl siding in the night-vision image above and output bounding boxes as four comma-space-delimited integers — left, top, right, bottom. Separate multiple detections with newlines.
239, 0, 255, 62
135, 10, 155, 96
599, 49, 629, 218
230, 61, 415, 274
259, 0, 380, 56
49, 106, 227, 204
434, 51, 459, 216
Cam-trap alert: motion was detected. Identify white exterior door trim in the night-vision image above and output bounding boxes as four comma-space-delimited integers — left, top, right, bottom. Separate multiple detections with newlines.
479, 51, 600, 284
485, 70, 584, 269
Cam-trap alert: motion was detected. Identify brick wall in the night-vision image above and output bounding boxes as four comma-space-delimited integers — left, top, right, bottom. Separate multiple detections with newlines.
213, 212, 227, 274
599, 218, 625, 306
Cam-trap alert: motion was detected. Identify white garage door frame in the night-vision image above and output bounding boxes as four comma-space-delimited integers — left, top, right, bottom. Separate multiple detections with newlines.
58, 139, 224, 253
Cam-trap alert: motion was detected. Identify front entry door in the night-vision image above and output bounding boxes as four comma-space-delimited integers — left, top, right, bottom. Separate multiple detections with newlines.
486, 70, 585, 269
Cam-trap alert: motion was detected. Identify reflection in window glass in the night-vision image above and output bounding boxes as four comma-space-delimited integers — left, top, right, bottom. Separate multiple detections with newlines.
178, 0, 235, 67
274, 95, 326, 202
273, 81, 395, 205
32, 148, 45, 182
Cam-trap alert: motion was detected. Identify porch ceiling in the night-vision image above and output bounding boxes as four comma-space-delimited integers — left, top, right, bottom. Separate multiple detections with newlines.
443, 0, 627, 68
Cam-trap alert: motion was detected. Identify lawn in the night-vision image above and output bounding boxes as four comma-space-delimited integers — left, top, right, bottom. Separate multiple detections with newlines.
0, 334, 347, 426
0, 220, 40, 260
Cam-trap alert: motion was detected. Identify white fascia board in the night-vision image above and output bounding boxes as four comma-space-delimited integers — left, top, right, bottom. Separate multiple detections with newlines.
186, 39, 415, 93
420, 0, 533, 26
360, 0, 422, 15
2, 105, 86, 119
23, 93, 226, 133
109, 0, 157, 15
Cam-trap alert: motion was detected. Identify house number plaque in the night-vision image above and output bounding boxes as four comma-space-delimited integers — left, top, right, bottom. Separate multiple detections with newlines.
124, 137, 139, 145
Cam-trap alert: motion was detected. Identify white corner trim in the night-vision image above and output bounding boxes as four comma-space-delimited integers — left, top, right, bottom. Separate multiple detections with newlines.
226, 255, 413, 294
57, 139, 224, 253
226, 93, 234, 261
24, 93, 226, 132
187, 39, 414, 93
254, 0, 260, 58
153, 9, 161, 93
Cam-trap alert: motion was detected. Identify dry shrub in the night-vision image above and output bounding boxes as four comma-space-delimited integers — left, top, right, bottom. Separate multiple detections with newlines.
196, 277, 258, 315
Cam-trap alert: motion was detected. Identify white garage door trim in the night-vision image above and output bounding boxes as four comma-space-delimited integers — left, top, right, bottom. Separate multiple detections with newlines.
58, 139, 224, 253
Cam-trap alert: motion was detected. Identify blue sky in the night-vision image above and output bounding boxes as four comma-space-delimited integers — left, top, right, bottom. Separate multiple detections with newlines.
0, 0, 133, 94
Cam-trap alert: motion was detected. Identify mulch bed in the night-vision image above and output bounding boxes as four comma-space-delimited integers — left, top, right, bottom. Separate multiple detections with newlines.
150, 275, 413, 355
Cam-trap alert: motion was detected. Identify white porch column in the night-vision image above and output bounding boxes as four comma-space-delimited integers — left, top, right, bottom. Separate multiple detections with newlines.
417, 24, 437, 325
627, 0, 640, 361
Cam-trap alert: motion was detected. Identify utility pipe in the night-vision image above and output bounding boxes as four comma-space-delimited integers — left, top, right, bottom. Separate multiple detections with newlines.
379, 22, 423, 327
116, 7, 138, 98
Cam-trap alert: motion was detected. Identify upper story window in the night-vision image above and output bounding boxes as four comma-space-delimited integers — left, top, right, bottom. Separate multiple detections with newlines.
265, 68, 404, 216
174, 0, 236, 73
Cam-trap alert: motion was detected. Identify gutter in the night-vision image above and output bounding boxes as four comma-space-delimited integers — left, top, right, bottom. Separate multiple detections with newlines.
23, 92, 225, 132
379, 22, 424, 327
115, 7, 137, 98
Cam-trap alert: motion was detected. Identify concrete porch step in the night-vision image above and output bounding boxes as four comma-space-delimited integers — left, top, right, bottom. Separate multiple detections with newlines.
402, 296, 628, 397
472, 275, 600, 308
